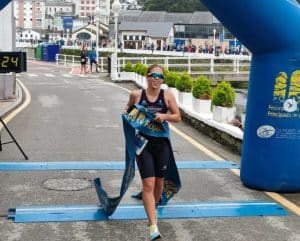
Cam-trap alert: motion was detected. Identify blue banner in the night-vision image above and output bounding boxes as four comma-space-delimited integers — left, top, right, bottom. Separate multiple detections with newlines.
0, 0, 11, 11
94, 105, 181, 216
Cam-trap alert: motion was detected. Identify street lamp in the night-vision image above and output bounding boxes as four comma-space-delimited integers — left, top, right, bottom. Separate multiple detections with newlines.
94, 7, 101, 60
213, 28, 216, 55
111, 0, 122, 80
112, 0, 122, 54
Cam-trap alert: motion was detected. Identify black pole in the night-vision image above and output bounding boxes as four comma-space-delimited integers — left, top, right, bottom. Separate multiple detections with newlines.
0, 117, 28, 160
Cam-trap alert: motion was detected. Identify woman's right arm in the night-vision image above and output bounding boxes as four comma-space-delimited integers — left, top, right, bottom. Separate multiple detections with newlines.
124, 90, 139, 113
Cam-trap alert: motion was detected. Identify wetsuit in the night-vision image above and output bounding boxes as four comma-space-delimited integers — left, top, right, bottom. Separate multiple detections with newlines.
137, 89, 170, 178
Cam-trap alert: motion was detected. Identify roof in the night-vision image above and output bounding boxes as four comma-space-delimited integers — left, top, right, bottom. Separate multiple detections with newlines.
119, 22, 173, 38
119, 10, 220, 24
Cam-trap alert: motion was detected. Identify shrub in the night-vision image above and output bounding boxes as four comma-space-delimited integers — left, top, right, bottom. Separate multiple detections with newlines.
133, 62, 143, 74
124, 62, 133, 72
212, 81, 236, 107
192, 75, 212, 99
165, 71, 180, 88
175, 72, 193, 92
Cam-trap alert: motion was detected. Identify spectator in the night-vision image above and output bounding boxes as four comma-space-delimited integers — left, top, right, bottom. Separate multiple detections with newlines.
88, 47, 99, 73
80, 47, 87, 75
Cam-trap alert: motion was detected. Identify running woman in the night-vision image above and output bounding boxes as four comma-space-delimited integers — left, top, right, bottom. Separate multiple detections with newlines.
125, 64, 181, 240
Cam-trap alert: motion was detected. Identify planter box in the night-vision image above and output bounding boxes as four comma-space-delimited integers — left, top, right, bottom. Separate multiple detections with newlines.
192, 98, 212, 114
119, 72, 135, 81
212, 105, 236, 123
178, 92, 192, 106
168, 87, 178, 104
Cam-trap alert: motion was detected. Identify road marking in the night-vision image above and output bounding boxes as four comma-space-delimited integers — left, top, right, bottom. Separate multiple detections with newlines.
44, 73, 55, 77
61, 74, 72, 78
27, 73, 38, 77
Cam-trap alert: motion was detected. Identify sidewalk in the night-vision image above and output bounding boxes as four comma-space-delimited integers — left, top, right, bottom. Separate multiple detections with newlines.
0, 83, 22, 119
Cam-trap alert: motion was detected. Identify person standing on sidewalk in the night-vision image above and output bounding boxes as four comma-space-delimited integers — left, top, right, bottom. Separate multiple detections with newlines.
88, 47, 99, 73
125, 64, 181, 240
80, 46, 87, 75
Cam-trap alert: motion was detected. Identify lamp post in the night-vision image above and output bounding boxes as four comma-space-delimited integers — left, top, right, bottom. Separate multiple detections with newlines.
94, 7, 101, 60
213, 28, 216, 55
111, 0, 122, 80
112, 0, 122, 54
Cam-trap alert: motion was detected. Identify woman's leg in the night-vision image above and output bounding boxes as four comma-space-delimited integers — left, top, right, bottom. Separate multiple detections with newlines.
142, 177, 156, 225
154, 177, 164, 205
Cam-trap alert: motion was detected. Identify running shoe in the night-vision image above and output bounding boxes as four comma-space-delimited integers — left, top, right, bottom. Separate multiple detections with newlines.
150, 224, 161, 240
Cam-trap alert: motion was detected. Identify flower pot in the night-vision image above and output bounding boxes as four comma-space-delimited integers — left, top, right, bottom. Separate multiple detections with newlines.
178, 92, 192, 106
168, 87, 179, 104
119, 72, 135, 81
212, 105, 236, 123
192, 98, 212, 114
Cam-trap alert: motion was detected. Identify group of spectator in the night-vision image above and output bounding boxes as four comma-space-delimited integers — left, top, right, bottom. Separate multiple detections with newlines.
79, 44, 99, 75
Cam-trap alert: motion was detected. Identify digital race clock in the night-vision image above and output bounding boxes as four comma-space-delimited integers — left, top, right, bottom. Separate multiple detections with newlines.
0, 52, 27, 73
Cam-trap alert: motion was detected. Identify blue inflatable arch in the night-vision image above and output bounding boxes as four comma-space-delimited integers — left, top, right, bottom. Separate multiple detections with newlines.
201, 0, 300, 192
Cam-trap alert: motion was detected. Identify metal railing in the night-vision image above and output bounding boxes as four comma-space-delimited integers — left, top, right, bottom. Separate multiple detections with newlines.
55, 54, 108, 72
117, 55, 251, 76
54, 53, 251, 76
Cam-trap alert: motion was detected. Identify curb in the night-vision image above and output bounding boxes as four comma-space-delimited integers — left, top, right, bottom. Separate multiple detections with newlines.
0, 82, 23, 118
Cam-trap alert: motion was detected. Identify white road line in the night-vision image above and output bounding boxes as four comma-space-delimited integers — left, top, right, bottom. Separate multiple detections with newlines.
61, 74, 72, 78
44, 73, 55, 77
27, 73, 39, 77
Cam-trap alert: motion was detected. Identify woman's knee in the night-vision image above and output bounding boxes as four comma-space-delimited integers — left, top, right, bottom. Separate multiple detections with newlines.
142, 178, 155, 193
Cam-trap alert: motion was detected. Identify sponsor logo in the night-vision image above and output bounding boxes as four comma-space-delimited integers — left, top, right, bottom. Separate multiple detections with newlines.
257, 125, 276, 138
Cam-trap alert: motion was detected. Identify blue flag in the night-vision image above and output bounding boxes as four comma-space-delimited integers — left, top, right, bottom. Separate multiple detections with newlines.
0, 0, 11, 11
94, 104, 181, 216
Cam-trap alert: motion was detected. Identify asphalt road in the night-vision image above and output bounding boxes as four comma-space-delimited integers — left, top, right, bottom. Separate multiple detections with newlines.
0, 61, 299, 241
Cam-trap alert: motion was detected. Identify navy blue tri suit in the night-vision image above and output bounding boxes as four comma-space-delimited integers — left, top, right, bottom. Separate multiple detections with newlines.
137, 89, 170, 179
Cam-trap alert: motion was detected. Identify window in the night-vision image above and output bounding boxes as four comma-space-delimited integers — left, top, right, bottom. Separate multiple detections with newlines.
123, 35, 127, 40
129, 35, 133, 40
142, 36, 145, 40
135, 36, 139, 40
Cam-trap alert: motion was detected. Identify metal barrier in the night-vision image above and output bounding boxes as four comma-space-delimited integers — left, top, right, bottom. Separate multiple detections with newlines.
55, 53, 251, 77
55, 54, 108, 73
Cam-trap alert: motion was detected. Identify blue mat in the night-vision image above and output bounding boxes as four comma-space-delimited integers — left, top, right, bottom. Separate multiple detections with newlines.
0, 160, 239, 171
8, 201, 287, 223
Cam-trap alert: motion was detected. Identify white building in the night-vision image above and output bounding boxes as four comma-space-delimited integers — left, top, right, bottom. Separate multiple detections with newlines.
72, 0, 110, 25
45, 0, 74, 17
16, 29, 41, 43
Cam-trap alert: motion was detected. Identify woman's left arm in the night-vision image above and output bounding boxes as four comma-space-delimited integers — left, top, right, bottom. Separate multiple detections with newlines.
154, 91, 181, 123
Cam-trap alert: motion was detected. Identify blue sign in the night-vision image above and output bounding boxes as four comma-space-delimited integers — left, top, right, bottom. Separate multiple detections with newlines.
0, 0, 11, 11
63, 16, 73, 30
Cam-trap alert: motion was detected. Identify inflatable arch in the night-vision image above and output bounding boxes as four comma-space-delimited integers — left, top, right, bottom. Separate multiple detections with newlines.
201, 0, 300, 192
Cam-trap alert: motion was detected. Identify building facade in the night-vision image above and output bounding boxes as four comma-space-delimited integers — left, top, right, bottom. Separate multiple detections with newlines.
14, 0, 45, 30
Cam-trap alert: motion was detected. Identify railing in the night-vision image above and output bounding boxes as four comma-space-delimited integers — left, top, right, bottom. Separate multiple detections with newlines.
54, 53, 251, 77
117, 55, 251, 76
55, 54, 108, 72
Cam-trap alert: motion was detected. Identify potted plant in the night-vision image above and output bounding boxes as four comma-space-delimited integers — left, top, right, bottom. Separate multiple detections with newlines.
120, 62, 135, 80
212, 80, 236, 122
165, 71, 180, 103
192, 75, 212, 114
175, 72, 193, 106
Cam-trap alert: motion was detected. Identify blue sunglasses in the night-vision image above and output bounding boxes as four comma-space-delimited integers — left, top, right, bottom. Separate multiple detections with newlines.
148, 72, 164, 80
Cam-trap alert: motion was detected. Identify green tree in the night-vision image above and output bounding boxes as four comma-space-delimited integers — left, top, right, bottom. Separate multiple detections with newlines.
140, 0, 207, 12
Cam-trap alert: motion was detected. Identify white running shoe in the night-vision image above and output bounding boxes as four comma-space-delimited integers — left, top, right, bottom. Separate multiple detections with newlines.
150, 224, 161, 240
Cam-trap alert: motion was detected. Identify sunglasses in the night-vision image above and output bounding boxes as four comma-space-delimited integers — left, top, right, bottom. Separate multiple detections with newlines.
148, 72, 164, 80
